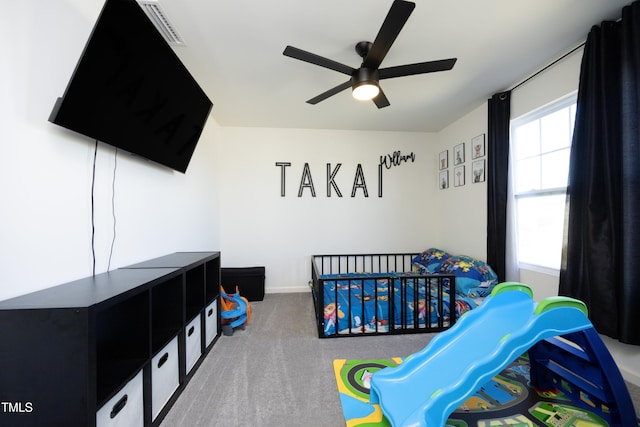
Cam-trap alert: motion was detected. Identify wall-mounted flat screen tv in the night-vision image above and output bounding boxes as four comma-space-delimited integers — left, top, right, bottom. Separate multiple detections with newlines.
49, 0, 212, 173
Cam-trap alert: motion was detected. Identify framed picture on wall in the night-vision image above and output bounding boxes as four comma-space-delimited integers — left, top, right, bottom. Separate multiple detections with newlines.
439, 170, 449, 189
453, 143, 465, 165
472, 159, 485, 183
439, 150, 448, 170
454, 165, 465, 187
472, 134, 486, 159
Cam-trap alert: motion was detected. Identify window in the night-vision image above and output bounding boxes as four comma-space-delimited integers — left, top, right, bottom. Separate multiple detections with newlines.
510, 95, 576, 270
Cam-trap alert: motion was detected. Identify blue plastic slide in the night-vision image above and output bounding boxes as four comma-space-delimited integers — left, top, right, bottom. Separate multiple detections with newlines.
369, 283, 595, 427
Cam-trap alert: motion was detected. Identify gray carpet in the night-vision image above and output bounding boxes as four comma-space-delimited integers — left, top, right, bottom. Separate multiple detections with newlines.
161, 292, 640, 427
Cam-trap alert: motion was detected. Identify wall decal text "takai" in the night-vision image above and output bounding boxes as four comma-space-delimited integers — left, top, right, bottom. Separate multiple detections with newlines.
276, 150, 415, 198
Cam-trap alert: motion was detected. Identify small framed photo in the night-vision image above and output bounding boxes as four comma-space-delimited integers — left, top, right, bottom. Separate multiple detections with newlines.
438, 150, 448, 170
439, 170, 449, 189
472, 134, 486, 159
472, 159, 485, 183
453, 143, 465, 165
454, 165, 465, 187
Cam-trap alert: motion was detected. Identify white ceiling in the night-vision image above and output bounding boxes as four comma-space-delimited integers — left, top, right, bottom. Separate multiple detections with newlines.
154, 0, 629, 132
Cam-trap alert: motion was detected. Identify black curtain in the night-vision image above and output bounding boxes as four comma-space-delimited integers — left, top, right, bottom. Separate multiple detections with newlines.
487, 91, 511, 282
560, 1, 640, 345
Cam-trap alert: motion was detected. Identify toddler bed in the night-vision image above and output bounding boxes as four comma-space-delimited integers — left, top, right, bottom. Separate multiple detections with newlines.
310, 249, 498, 338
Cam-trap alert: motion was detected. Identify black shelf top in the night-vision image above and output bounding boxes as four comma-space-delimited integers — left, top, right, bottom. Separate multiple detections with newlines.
0, 268, 181, 309
123, 251, 220, 269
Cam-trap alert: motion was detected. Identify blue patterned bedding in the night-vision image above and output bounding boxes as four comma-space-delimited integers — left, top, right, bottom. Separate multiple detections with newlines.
318, 249, 498, 336
412, 248, 499, 298
321, 273, 476, 336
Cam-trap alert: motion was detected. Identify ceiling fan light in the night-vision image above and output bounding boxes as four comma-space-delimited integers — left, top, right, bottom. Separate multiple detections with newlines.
352, 82, 380, 101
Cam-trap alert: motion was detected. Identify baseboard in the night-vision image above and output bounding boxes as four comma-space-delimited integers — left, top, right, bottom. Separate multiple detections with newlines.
600, 334, 640, 387
619, 366, 640, 387
265, 286, 311, 294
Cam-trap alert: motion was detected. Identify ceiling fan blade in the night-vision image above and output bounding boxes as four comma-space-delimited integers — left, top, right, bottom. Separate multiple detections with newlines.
363, 0, 415, 69
373, 88, 390, 108
283, 46, 354, 76
306, 80, 353, 104
379, 58, 457, 79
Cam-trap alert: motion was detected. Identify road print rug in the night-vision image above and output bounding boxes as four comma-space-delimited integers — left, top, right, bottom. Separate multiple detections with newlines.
333, 354, 621, 427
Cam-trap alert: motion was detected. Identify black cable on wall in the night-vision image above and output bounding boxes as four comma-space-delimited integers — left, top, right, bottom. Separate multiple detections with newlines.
107, 149, 118, 272
91, 140, 98, 276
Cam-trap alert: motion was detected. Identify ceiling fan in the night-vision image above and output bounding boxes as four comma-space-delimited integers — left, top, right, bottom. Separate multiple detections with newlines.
283, 0, 457, 108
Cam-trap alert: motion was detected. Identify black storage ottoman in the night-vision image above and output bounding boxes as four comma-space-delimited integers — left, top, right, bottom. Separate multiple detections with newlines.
221, 267, 265, 301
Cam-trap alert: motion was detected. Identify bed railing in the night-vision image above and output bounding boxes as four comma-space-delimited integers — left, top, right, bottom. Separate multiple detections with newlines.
312, 253, 417, 275
311, 253, 457, 338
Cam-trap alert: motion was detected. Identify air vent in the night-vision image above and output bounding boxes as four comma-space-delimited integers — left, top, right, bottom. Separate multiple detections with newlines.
137, 0, 186, 46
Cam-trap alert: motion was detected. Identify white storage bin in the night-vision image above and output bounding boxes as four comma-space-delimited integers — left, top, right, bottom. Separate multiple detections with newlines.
151, 336, 179, 421
96, 370, 144, 427
205, 299, 218, 347
185, 314, 202, 374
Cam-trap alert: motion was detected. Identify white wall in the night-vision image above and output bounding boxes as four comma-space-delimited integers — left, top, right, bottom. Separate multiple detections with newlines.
215, 110, 491, 295
511, 48, 583, 119
218, 127, 439, 292
433, 103, 489, 260
0, 1, 221, 301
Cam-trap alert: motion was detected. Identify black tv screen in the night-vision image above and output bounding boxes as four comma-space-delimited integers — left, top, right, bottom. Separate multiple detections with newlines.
49, 0, 212, 173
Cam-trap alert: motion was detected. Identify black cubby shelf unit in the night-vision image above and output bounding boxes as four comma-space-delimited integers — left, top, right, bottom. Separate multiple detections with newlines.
123, 252, 222, 383
0, 251, 221, 427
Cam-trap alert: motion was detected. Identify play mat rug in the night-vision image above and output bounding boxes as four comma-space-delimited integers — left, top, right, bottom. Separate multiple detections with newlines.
333, 354, 636, 427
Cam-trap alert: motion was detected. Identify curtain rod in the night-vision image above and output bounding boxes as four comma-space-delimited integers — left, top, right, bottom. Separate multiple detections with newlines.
509, 42, 586, 92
